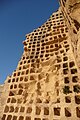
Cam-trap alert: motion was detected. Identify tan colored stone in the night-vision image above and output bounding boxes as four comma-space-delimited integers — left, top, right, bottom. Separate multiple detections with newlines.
0, 1, 80, 120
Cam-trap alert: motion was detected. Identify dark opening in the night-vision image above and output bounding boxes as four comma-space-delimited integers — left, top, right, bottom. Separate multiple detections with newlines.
75, 95, 80, 104
64, 77, 69, 83
54, 107, 60, 116
65, 108, 71, 117
76, 107, 80, 118
72, 76, 78, 83
65, 96, 71, 103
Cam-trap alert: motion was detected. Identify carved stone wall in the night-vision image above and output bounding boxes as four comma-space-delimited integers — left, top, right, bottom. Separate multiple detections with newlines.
0, 85, 4, 119
0, 78, 9, 120
0, 1, 80, 120
59, 0, 80, 69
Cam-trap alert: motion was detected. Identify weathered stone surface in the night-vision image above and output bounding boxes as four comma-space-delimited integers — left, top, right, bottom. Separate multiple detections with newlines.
0, 77, 9, 120
0, 1, 80, 120
60, 0, 80, 70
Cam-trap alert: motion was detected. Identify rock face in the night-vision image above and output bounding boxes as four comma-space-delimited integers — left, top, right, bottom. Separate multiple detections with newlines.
59, 0, 80, 69
0, 78, 9, 120
0, 85, 4, 119
0, 1, 80, 120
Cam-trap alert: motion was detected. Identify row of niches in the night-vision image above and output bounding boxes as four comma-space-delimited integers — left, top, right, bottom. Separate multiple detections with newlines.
3, 106, 80, 118
62, 60, 77, 69
27, 29, 67, 42
26, 12, 64, 38
42, 19, 65, 31
42, 20, 65, 29
62, 60, 78, 71
24, 39, 68, 53
26, 25, 67, 42
2, 115, 53, 120
63, 66, 78, 84
8, 80, 59, 96
26, 31, 67, 45
64, 75, 79, 84
20, 51, 69, 66
16, 56, 66, 76
40, 13, 64, 27
8, 63, 78, 84
63, 84, 80, 95
63, 66, 77, 75
6, 94, 60, 104
19, 54, 74, 69
19, 42, 71, 66
9, 76, 59, 90
7, 86, 80, 103
26, 22, 66, 41
25, 38, 68, 56
9, 59, 78, 83
26, 25, 68, 42
17, 53, 68, 73
2, 114, 60, 120
23, 42, 69, 61
9, 73, 37, 83
51, 21, 65, 27
36, 14, 64, 30
20, 51, 67, 64
25, 48, 67, 59
21, 50, 66, 64
28, 35, 67, 49
50, 12, 63, 19
8, 83, 80, 97
47, 17, 64, 25
52, 27, 68, 33
8, 77, 80, 94
22, 40, 69, 60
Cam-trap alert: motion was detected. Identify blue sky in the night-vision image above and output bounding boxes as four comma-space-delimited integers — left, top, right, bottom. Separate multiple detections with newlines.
0, 0, 59, 84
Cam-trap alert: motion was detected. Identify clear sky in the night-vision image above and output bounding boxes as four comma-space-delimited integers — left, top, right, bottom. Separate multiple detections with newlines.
0, 0, 59, 84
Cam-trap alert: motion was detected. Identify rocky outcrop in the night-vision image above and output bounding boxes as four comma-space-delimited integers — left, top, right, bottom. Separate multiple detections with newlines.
60, 0, 80, 70
0, 1, 80, 120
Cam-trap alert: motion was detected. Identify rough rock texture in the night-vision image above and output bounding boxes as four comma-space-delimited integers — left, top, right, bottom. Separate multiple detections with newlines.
0, 77, 9, 120
0, 1, 80, 120
0, 85, 4, 119
59, 0, 80, 69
